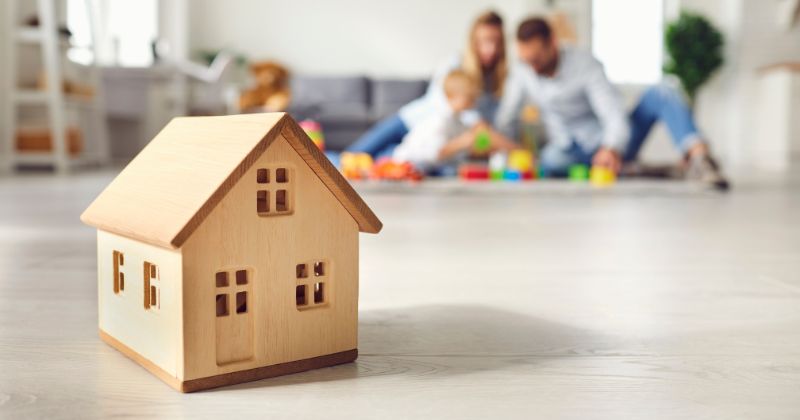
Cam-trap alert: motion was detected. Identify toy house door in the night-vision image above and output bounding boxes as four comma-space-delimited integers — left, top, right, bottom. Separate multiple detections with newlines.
214, 269, 254, 365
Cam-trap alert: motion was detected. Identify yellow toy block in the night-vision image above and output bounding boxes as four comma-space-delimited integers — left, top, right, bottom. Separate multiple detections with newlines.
590, 166, 616, 187
340, 152, 373, 180
507, 149, 534, 172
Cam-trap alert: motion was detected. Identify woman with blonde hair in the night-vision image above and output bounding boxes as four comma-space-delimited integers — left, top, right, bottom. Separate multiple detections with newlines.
346, 10, 509, 158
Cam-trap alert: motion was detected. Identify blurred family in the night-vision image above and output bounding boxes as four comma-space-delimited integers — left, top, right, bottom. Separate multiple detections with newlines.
347, 11, 729, 190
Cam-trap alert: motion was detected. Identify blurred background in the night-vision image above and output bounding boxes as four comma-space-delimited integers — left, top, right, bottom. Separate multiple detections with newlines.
1, 0, 798, 174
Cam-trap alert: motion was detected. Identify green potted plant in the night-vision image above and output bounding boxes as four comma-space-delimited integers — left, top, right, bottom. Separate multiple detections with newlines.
663, 11, 724, 103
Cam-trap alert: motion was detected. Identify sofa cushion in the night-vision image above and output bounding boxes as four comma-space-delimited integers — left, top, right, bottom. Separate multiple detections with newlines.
320, 125, 372, 151
287, 75, 429, 150
370, 78, 428, 121
290, 75, 371, 119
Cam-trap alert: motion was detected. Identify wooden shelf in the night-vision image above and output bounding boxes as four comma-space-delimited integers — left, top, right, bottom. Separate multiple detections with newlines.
16, 27, 74, 48
13, 152, 90, 166
14, 90, 98, 108
16, 27, 43, 43
3, 0, 109, 174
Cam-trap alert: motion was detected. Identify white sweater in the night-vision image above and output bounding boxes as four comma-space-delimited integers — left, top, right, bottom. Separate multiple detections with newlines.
392, 111, 471, 167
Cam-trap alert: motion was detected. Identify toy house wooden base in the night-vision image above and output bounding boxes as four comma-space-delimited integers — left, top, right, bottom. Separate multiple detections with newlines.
81, 113, 381, 392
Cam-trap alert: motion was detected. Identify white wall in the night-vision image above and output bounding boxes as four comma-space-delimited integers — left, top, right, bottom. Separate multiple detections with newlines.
0, 8, 7, 161
188, 0, 591, 78
678, 0, 800, 168
731, 0, 800, 168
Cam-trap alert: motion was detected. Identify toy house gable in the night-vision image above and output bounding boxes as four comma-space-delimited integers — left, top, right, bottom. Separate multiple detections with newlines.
80, 112, 381, 250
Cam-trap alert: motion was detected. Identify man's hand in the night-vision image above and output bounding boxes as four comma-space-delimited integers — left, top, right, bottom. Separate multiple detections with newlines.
487, 130, 517, 152
592, 147, 622, 173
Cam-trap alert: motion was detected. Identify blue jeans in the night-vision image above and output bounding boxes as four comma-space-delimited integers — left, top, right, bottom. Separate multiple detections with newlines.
540, 84, 702, 176
326, 114, 407, 167
346, 114, 408, 158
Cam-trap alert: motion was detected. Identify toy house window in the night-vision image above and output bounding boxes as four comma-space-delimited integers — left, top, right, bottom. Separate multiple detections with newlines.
236, 291, 248, 313
216, 271, 228, 287
276, 168, 288, 183
255, 166, 294, 216
257, 190, 270, 213
216, 294, 228, 316
296, 285, 307, 306
257, 168, 269, 183
296, 259, 328, 310
215, 268, 251, 317
313, 282, 324, 304
143, 262, 159, 310
112, 250, 125, 294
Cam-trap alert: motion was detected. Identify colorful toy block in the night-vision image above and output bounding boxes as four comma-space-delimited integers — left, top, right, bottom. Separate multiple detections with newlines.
503, 170, 522, 181
340, 152, 373, 180
459, 163, 490, 181
298, 120, 325, 151
474, 130, 491, 153
488, 152, 507, 180
568, 164, 590, 181
370, 158, 423, 182
590, 166, 616, 187
507, 149, 534, 173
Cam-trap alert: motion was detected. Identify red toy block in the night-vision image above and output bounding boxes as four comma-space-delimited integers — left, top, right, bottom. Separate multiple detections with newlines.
459, 164, 490, 181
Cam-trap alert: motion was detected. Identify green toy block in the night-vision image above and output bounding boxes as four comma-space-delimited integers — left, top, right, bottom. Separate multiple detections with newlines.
568, 164, 589, 181
474, 131, 491, 152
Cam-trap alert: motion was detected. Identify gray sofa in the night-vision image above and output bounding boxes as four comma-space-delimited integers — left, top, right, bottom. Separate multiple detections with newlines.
288, 75, 428, 151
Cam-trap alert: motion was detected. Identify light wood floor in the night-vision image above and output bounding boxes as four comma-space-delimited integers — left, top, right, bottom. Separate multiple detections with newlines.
1, 171, 799, 419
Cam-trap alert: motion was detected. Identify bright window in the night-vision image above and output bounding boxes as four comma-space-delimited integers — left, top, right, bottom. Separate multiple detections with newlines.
67, 0, 158, 67
592, 0, 664, 84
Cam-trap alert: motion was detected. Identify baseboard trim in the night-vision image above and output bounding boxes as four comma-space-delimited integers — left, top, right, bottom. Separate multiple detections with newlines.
99, 329, 358, 392
182, 348, 358, 392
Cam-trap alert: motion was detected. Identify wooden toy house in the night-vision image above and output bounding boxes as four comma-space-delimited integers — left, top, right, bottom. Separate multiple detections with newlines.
81, 113, 382, 392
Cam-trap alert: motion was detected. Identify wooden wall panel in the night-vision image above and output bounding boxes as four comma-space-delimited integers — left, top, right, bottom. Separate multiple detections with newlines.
180, 136, 359, 381
97, 230, 183, 379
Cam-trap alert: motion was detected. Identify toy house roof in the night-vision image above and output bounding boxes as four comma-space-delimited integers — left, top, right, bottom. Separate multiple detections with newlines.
81, 113, 382, 249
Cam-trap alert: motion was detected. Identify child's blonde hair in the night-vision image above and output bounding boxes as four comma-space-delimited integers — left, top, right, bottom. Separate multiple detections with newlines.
443, 70, 479, 101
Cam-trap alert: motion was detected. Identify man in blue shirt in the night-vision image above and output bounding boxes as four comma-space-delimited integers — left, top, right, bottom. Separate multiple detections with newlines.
495, 17, 729, 190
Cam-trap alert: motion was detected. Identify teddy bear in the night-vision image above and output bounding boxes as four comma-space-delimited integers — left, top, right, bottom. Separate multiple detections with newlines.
238, 61, 291, 112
